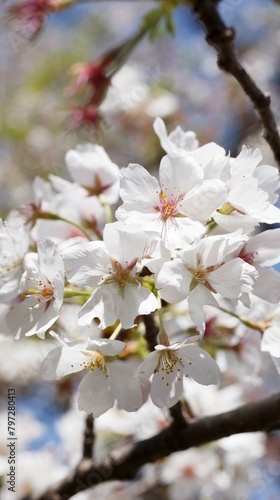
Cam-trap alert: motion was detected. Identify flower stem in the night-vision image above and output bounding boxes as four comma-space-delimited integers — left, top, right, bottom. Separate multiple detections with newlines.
203, 218, 217, 236
39, 212, 92, 241
218, 306, 265, 333
157, 297, 170, 345
109, 322, 123, 340
157, 296, 165, 332
64, 288, 92, 299
99, 195, 113, 224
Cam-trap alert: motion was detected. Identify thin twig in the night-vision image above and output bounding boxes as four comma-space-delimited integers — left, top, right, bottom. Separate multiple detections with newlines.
169, 400, 188, 426
82, 414, 94, 460
191, 0, 280, 168
32, 391, 280, 500
142, 313, 159, 351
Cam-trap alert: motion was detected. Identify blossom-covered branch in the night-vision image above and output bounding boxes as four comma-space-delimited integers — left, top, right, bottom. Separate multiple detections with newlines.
191, 0, 280, 168
32, 391, 280, 500
2, 115, 280, 497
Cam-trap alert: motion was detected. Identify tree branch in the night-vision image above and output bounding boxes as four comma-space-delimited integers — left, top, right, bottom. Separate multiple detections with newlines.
31, 391, 280, 500
191, 0, 280, 168
142, 313, 159, 351
82, 413, 94, 460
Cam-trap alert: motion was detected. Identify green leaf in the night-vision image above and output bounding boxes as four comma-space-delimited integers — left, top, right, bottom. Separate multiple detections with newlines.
140, 5, 177, 40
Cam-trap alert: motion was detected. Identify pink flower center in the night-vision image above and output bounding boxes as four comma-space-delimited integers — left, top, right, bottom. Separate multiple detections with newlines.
158, 187, 183, 221
239, 249, 256, 265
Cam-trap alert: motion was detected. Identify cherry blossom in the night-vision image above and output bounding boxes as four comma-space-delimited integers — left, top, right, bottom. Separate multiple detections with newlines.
116, 152, 226, 249
5, 239, 64, 339
2, 115, 280, 426
28, 176, 106, 243
65, 143, 120, 204
229, 296, 280, 377
233, 228, 280, 304
0, 218, 29, 302
153, 117, 199, 153
136, 335, 220, 408
155, 232, 258, 334
213, 146, 280, 231
41, 337, 143, 416
63, 223, 158, 329
153, 118, 227, 175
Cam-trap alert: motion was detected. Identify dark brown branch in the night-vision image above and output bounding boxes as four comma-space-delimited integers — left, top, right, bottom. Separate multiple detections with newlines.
142, 313, 159, 351
32, 392, 280, 500
82, 414, 94, 460
191, 0, 280, 168
169, 400, 187, 426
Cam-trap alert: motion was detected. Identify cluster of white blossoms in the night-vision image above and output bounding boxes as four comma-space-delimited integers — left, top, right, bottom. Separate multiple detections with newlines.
1, 118, 280, 417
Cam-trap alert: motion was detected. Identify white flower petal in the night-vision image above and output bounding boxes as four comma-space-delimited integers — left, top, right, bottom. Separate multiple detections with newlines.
230, 146, 262, 182
6, 298, 60, 340
153, 117, 175, 154
192, 143, 226, 168
119, 163, 159, 207
159, 153, 203, 197
228, 178, 269, 216
116, 208, 159, 229
209, 259, 257, 299
63, 241, 109, 287
169, 128, 198, 151
157, 259, 193, 303
77, 370, 115, 416
136, 351, 160, 380
260, 204, 280, 224
121, 284, 157, 328
78, 285, 121, 329
108, 360, 143, 411
180, 346, 220, 385
213, 211, 256, 233
37, 239, 63, 282
245, 229, 280, 266
162, 217, 204, 250
151, 369, 183, 408
254, 164, 279, 203
86, 338, 126, 356
261, 326, 280, 358
188, 285, 219, 335
65, 144, 120, 203
153, 117, 199, 153
252, 267, 280, 304
41, 346, 86, 380
103, 223, 148, 265
0, 218, 29, 302
182, 179, 226, 220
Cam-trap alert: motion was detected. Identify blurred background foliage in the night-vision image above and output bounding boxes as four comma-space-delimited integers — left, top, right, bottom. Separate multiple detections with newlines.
1, 0, 280, 216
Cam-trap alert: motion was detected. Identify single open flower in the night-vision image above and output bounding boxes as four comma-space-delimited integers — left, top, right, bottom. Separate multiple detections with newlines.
155, 232, 258, 334
136, 335, 220, 408
5, 239, 64, 339
63, 222, 158, 329
65, 143, 120, 204
41, 337, 143, 417
116, 153, 226, 250
0, 218, 30, 302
